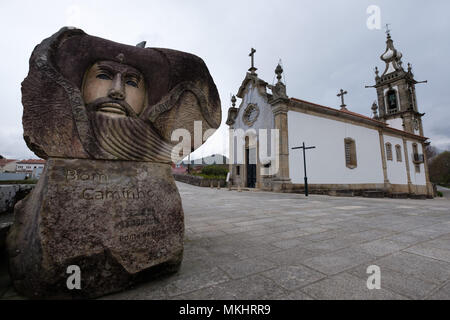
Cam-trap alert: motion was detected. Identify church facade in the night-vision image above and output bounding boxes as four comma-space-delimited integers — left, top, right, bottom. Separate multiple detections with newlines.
226, 32, 433, 198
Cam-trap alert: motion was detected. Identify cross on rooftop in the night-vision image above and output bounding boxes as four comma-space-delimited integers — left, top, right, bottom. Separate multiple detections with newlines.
248, 48, 257, 74
337, 89, 348, 110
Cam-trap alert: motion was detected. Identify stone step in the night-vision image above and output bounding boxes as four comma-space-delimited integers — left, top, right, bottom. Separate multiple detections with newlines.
409, 194, 427, 200
391, 193, 409, 199
331, 190, 355, 197
362, 191, 385, 198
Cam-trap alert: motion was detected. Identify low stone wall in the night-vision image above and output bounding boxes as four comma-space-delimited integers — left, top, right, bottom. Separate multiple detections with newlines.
173, 173, 226, 188
1, 184, 34, 252
0, 184, 35, 214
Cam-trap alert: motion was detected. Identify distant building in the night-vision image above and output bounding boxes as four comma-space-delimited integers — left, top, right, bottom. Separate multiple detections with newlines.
182, 154, 229, 166
32, 166, 44, 179
16, 159, 46, 176
0, 159, 18, 173
171, 162, 187, 174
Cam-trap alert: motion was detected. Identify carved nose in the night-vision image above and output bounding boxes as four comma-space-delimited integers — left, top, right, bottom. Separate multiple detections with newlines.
108, 74, 125, 100
108, 88, 125, 100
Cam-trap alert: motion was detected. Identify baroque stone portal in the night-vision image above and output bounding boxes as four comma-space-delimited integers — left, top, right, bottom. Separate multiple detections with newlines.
6, 27, 221, 299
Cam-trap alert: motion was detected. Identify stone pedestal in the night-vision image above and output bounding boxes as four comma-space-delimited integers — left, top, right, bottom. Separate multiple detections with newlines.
7, 158, 184, 299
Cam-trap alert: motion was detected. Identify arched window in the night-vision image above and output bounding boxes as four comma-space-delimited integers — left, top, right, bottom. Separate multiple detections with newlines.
395, 145, 402, 162
344, 138, 357, 169
385, 143, 393, 161
412, 143, 418, 156
412, 143, 421, 173
386, 89, 398, 113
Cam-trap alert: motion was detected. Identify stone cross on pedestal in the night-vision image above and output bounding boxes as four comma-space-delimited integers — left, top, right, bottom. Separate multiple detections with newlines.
337, 89, 348, 110
248, 48, 257, 74
291, 142, 316, 197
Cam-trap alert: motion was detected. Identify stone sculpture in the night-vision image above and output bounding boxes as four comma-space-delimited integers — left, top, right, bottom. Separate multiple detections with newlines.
6, 27, 221, 299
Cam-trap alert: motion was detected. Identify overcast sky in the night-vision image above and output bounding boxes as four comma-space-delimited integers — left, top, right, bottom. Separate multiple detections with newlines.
1, 0, 449, 160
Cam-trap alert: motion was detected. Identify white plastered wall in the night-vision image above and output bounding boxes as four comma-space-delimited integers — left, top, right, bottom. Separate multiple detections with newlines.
232, 83, 274, 165
407, 140, 426, 186
386, 118, 403, 131
234, 84, 274, 131
287, 111, 384, 185
383, 135, 408, 185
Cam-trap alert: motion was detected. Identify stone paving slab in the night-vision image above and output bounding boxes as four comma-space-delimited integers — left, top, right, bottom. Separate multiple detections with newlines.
428, 281, 450, 300
348, 264, 439, 300
301, 273, 407, 300
372, 252, 450, 284
1, 181, 450, 300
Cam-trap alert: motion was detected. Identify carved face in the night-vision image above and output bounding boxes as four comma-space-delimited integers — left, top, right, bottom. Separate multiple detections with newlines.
81, 61, 172, 162
82, 61, 146, 117
21, 28, 222, 161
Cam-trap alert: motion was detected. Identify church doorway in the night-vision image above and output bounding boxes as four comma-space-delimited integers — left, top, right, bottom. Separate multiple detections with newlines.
246, 147, 256, 188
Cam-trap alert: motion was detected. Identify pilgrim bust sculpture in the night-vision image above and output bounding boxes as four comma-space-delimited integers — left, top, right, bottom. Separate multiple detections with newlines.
7, 27, 221, 299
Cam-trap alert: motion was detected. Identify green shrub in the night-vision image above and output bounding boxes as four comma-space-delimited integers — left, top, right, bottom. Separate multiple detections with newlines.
437, 191, 443, 197
200, 165, 228, 177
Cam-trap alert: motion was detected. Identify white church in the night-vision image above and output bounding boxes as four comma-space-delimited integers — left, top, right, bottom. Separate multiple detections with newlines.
226, 31, 433, 198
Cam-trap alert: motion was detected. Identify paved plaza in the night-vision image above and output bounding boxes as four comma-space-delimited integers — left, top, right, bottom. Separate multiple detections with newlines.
2, 182, 450, 299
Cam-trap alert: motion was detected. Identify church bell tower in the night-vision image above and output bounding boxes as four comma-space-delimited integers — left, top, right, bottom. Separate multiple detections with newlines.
370, 28, 427, 136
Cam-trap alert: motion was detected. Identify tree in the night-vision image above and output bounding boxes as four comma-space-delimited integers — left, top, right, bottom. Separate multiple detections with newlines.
429, 151, 450, 187
425, 145, 439, 161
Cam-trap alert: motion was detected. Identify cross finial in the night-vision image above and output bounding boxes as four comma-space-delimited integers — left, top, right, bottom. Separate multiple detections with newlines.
385, 23, 391, 38
248, 48, 257, 74
337, 89, 348, 110
371, 101, 379, 119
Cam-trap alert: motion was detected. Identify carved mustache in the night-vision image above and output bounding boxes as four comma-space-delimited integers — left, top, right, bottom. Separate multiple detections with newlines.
86, 97, 138, 118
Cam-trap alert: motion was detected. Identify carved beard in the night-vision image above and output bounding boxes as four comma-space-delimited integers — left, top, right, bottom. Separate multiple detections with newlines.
86, 101, 174, 163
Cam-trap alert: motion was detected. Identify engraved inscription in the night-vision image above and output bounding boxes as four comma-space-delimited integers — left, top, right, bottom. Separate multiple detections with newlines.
119, 229, 168, 243
81, 187, 154, 200
115, 209, 160, 229
66, 169, 108, 183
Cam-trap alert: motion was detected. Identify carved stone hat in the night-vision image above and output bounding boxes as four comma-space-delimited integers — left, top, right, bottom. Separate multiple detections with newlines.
22, 27, 221, 162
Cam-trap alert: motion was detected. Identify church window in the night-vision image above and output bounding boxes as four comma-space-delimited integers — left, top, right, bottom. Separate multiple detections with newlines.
415, 164, 420, 173
344, 138, 357, 169
411, 143, 423, 164
395, 145, 402, 162
236, 166, 240, 176
385, 143, 393, 161
412, 143, 418, 156
386, 90, 398, 114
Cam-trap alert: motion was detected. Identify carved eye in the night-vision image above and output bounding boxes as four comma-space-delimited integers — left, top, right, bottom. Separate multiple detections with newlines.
96, 73, 112, 80
126, 79, 138, 88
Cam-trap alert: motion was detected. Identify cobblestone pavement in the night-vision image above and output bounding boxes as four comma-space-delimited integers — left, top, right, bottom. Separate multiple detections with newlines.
2, 182, 450, 299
